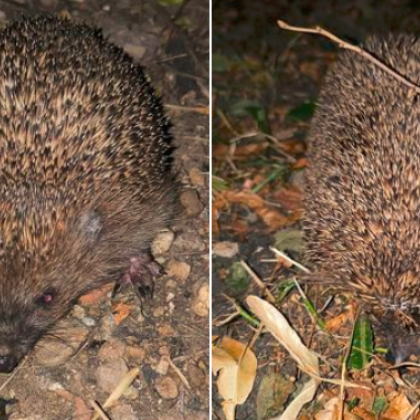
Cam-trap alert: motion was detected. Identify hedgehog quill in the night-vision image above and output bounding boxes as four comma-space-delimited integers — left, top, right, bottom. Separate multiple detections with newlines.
0, 15, 180, 373
304, 34, 420, 362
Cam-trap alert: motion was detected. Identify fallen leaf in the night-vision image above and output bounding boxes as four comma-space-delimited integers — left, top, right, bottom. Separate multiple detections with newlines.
246, 296, 319, 420
79, 283, 114, 305
212, 337, 257, 420
213, 191, 300, 232
112, 302, 131, 326
273, 187, 302, 211
314, 397, 340, 420
383, 393, 416, 420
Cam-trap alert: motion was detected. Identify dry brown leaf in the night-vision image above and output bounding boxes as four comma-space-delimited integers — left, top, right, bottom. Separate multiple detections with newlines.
233, 142, 268, 158
325, 313, 350, 333
277, 139, 306, 155
79, 283, 114, 305
273, 187, 302, 211
213, 191, 299, 232
314, 397, 340, 420
246, 296, 319, 375
383, 393, 416, 420
213, 143, 231, 159
246, 295, 319, 420
292, 157, 309, 169
212, 337, 257, 420
112, 302, 131, 325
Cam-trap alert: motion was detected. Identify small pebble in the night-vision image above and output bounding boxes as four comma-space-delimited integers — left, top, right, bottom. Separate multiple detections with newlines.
213, 241, 239, 258
153, 306, 165, 317
126, 345, 146, 361
96, 314, 116, 340
167, 259, 191, 282
192, 282, 209, 317
155, 376, 178, 399
153, 357, 169, 375
152, 230, 175, 255
180, 190, 204, 216
98, 338, 126, 360
110, 404, 139, 420
81, 316, 96, 327
71, 304, 86, 319
158, 325, 174, 336
187, 364, 206, 389
172, 231, 206, 252
124, 43, 147, 60
34, 319, 89, 366
102, 4, 111, 11
96, 359, 129, 393
189, 167, 205, 186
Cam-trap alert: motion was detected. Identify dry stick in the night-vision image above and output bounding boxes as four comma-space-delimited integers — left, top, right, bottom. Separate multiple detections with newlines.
239, 260, 276, 303
277, 20, 420, 94
90, 401, 111, 420
0, 358, 25, 392
164, 355, 192, 390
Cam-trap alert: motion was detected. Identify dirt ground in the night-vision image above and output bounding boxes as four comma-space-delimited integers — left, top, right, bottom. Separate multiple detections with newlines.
0, 1, 209, 420
213, 1, 420, 420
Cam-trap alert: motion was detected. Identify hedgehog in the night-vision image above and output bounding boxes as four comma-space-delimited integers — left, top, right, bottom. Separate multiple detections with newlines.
303, 34, 420, 361
0, 15, 180, 373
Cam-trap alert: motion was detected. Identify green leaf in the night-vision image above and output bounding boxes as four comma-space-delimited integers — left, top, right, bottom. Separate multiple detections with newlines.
212, 175, 228, 192
230, 99, 269, 132
276, 279, 296, 303
212, 54, 232, 73
286, 101, 316, 123
347, 315, 374, 370
225, 262, 250, 294
274, 228, 304, 254
372, 396, 387, 416
347, 397, 360, 410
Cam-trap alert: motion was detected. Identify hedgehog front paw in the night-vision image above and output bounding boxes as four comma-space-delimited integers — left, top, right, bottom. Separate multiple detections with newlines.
119, 253, 163, 301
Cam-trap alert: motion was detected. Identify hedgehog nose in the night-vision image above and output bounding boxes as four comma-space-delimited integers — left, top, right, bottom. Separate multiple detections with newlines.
0, 356, 17, 373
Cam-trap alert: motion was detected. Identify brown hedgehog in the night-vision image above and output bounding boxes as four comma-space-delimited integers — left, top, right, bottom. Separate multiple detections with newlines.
0, 15, 180, 372
303, 34, 420, 362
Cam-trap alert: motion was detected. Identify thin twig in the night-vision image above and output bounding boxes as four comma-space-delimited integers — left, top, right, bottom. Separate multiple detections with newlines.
240, 260, 276, 303
0, 358, 25, 392
165, 355, 191, 390
277, 20, 420, 94
270, 246, 311, 273
90, 401, 111, 420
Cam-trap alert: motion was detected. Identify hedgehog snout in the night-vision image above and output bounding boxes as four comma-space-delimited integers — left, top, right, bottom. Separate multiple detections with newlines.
0, 352, 17, 373
386, 333, 420, 364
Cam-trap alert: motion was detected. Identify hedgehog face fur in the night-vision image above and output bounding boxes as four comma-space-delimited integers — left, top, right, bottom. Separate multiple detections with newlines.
0, 15, 180, 372
303, 34, 420, 362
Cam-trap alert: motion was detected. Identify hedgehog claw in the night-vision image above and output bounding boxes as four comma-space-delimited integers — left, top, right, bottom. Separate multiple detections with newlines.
119, 253, 163, 305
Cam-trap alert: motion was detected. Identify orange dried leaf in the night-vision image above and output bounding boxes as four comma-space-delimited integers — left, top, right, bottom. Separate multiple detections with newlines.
79, 283, 114, 305
325, 313, 350, 333
273, 187, 302, 211
112, 302, 131, 325
278, 139, 306, 155
213, 144, 230, 158
233, 142, 268, 158
383, 393, 416, 420
293, 158, 309, 169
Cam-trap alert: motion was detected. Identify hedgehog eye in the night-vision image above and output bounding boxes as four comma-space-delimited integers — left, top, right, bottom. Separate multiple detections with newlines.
36, 289, 56, 308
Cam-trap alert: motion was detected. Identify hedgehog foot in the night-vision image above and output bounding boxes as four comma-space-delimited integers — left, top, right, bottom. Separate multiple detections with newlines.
119, 253, 163, 302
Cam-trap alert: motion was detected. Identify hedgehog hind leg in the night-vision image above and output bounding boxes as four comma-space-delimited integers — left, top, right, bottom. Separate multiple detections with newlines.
118, 252, 163, 306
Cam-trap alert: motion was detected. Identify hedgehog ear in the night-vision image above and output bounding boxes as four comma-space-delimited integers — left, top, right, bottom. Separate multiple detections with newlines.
77, 211, 102, 243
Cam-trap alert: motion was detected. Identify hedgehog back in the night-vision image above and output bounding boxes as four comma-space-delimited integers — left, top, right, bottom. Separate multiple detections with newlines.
0, 16, 175, 259
304, 34, 420, 323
